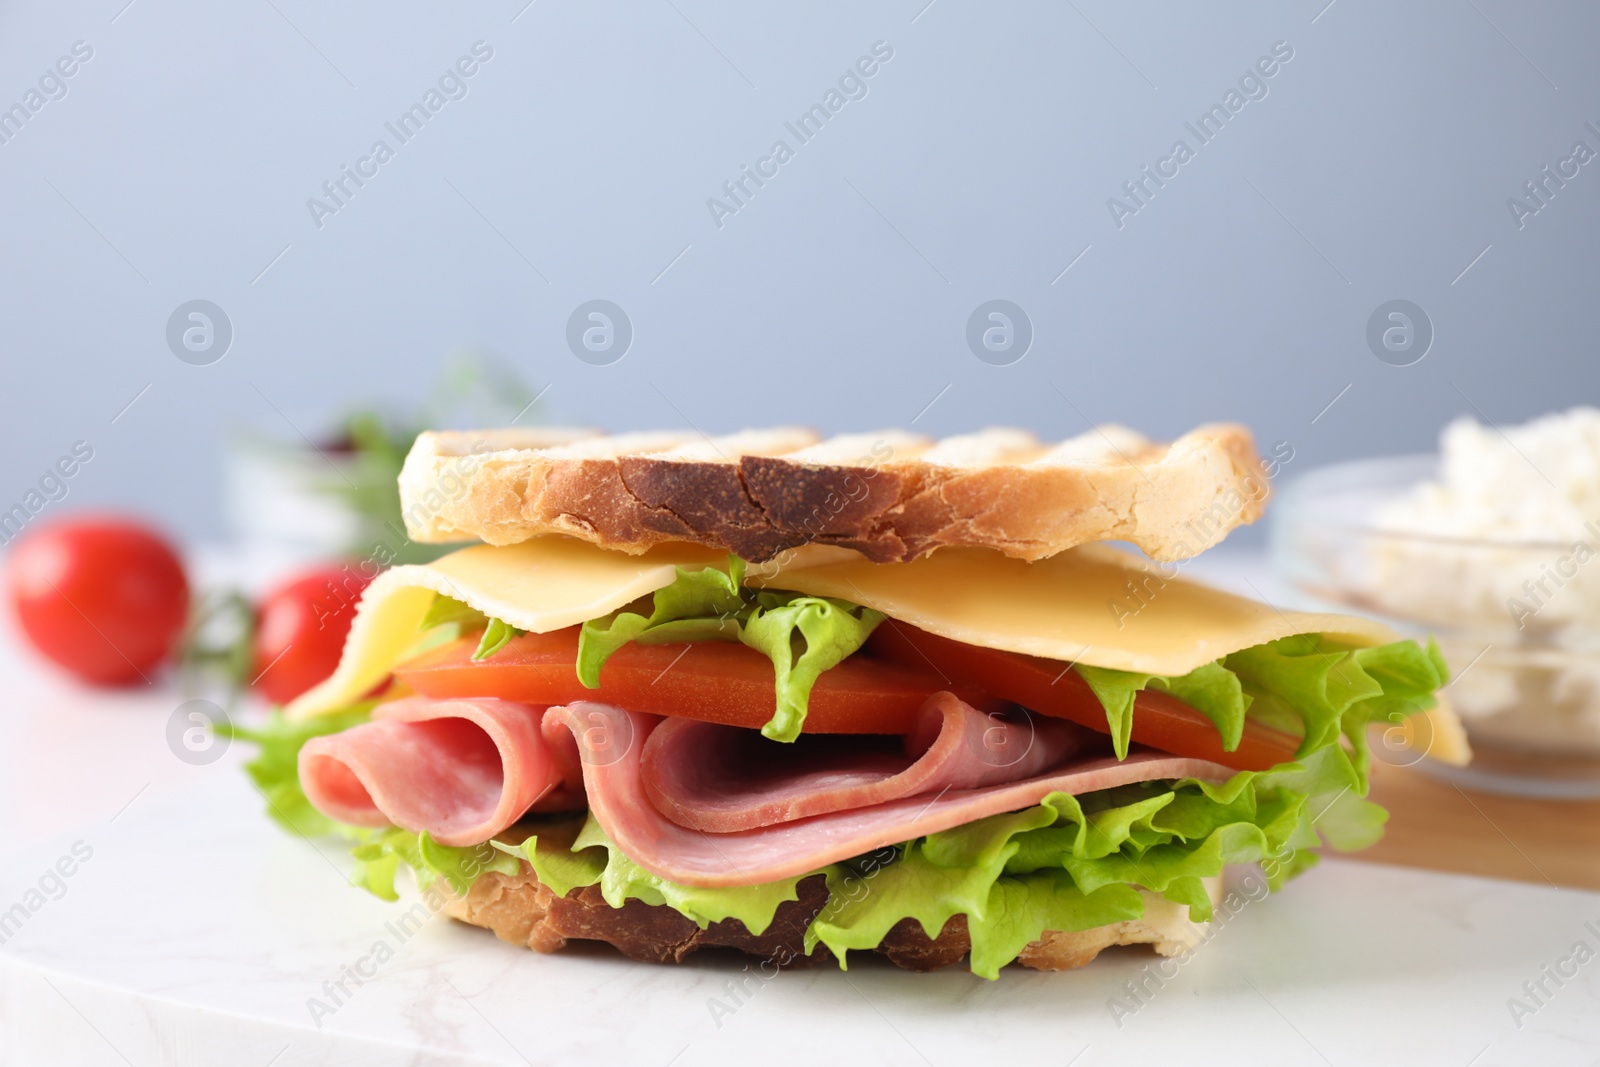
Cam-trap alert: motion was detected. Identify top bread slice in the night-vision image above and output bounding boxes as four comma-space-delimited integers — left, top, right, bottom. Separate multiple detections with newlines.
397, 423, 1268, 563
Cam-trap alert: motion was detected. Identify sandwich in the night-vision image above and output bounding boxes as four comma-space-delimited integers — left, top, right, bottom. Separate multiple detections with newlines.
240, 424, 1468, 977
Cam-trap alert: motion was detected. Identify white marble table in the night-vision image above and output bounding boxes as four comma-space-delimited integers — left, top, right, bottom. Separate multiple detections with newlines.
1, 553, 1597, 1066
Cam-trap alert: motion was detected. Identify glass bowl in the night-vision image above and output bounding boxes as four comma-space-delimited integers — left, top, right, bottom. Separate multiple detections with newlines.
1272, 455, 1600, 798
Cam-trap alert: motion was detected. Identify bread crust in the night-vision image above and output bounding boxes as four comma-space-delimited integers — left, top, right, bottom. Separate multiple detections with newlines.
438, 863, 1214, 973
399, 425, 1267, 563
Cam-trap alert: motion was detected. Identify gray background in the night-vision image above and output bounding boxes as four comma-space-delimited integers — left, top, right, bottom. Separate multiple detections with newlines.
1, 0, 1596, 542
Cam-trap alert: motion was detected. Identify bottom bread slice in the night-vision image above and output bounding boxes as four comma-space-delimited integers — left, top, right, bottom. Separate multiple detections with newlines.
439, 864, 1218, 973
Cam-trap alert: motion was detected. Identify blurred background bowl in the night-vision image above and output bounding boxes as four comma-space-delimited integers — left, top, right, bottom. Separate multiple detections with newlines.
1273, 454, 1600, 798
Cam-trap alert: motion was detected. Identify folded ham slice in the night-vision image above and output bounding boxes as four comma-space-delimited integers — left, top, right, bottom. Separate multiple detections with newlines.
296, 695, 1234, 882
640, 693, 1091, 832
298, 697, 582, 847
545, 702, 1236, 888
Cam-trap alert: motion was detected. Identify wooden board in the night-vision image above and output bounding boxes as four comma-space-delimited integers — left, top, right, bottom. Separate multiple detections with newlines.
1349, 760, 1600, 891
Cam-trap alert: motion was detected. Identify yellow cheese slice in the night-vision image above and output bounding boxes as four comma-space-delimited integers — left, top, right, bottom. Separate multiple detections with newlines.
752, 544, 1397, 676
284, 536, 1470, 766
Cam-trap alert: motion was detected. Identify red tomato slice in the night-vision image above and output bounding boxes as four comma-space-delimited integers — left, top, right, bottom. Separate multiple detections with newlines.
866, 622, 1301, 772
394, 627, 1004, 734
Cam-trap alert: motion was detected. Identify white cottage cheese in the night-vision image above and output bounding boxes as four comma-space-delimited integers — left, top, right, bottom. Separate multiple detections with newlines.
1369, 408, 1600, 748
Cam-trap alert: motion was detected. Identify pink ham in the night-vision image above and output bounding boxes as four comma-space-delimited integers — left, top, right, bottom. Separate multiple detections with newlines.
298, 696, 581, 847
544, 702, 1236, 888
641, 692, 1091, 832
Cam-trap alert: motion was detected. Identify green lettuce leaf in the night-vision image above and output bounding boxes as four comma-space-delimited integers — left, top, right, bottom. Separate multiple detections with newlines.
575, 557, 884, 742
350, 828, 522, 901
472, 617, 525, 661
739, 593, 885, 742
807, 743, 1381, 977
489, 817, 608, 898
1075, 660, 1248, 759
968, 873, 1145, 978
1073, 637, 1448, 788
576, 556, 748, 685
804, 804, 1061, 971
576, 816, 811, 933
348, 838, 402, 900
415, 593, 523, 662
419, 594, 486, 631
1224, 635, 1449, 791
493, 814, 816, 935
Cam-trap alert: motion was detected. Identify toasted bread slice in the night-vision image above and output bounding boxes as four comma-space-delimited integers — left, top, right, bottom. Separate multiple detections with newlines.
438, 863, 1216, 972
399, 423, 1267, 562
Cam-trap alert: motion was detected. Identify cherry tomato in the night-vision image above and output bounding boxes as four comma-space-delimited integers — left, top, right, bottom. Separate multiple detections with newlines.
867, 622, 1303, 772
395, 627, 1005, 733
252, 564, 373, 705
5, 516, 190, 686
